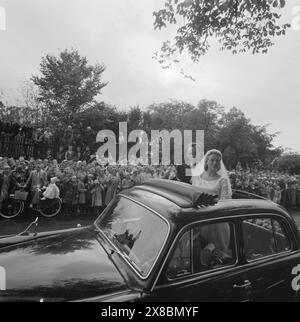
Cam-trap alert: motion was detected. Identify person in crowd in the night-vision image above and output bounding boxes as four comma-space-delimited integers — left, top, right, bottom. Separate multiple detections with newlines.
9, 166, 23, 194
73, 127, 82, 148
74, 146, 82, 162
176, 143, 202, 184
91, 178, 104, 215
62, 177, 73, 215
83, 126, 96, 148
82, 146, 91, 162
56, 146, 65, 163
46, 149, 53, 162
44, 128, 53, 143
0, 165, 11, 211
71, 176, 79, 213
78, 178, 87, 214
65, 145, 74, 161
24, 161, 48, 209
63, 126, 74, 147
85, 174, 95, 215
41, 177, 60, 200
289, 179, 297, 208
104, 169, 120, 206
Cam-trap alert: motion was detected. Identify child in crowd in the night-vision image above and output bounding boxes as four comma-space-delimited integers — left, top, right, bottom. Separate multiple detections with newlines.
78, 178, 87, 214
91, 179, 104, 215
85, 174, 95, 215
71, 176, 79, 213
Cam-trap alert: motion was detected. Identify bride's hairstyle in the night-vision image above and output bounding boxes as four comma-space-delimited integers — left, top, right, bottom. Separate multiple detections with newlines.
204, 149, 222, 171
192, 149, 232, 198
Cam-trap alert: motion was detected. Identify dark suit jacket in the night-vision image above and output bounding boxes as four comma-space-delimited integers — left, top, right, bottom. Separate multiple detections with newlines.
25, 170, 48, 190
176, 164, 193, 184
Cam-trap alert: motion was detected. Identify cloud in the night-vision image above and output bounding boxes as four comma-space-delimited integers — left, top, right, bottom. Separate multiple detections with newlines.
0, 0, 299, 152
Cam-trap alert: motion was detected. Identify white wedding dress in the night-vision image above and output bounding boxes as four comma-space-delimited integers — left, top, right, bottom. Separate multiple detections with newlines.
191, 152, 232, 256
192, 176, 232, 200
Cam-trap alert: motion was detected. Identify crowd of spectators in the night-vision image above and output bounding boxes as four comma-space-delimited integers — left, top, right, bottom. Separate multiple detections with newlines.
0, 154, 299, 217
0, 156, 177, 216
0, 121, 96, 160
229, 164, 300, 209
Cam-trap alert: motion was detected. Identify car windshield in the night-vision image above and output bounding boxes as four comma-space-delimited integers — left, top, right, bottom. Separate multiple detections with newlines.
95, 196, 169, 277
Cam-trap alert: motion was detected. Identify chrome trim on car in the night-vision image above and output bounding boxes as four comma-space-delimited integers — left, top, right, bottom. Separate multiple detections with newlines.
97, 194, 171, 281
74, 290, 142, 302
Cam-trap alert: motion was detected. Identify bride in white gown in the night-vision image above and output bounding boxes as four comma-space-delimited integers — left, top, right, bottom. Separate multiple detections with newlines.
191, 149, 233, 263
191, 149, 232, 199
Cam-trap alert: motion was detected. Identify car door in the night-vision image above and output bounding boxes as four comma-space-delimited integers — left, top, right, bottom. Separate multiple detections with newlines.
149, 219, 255, 302
238, 214, 300, 301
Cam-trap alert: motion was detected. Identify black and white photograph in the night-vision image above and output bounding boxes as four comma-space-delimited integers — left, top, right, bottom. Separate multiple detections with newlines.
1, 0, 300, 305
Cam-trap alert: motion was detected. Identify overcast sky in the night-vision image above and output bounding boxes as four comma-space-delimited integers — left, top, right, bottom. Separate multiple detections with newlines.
0, 0, 300, 152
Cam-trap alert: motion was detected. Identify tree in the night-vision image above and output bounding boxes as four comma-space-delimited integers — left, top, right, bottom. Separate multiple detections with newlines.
274, 153, 300, 174
217, 108, 257, 166
153, 0, 290, 65
217, 107, 279, 167
73, 102, 125, 134
147, 100, 195, 130
128, 106, 143, 131
32, 49, 107, 125
184, 99, 225, 150
19, 80, 48, 126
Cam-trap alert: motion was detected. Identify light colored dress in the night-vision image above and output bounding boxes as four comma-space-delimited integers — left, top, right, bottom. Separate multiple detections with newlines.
92, 184, 104, 207
43, 183, 60, 199
192, 175, 232, 255
192, 176, 231, 200
78, 181, 86, 205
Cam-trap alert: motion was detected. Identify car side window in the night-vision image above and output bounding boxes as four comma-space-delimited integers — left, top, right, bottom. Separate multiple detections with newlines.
242, 217, 291, 261
166, 221, 236, 280
166, 230, 192, 279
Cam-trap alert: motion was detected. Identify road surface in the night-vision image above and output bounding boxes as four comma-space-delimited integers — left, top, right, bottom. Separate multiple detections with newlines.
1, 209, 300, 237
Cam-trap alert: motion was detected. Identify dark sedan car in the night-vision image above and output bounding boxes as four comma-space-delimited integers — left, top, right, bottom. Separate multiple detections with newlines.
0, 179, 300, 302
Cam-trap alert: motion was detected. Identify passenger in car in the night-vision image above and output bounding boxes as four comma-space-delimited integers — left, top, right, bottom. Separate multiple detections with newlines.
192, 150, 232, 257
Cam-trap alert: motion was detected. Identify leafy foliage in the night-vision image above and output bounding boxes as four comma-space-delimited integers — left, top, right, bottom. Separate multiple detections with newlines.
32, 49, 107, 125
273, 153, 300, 174
148, 100, 194, 130
143, 101, 279, 167
218, 107, 278, 167
153, 0, 290, 65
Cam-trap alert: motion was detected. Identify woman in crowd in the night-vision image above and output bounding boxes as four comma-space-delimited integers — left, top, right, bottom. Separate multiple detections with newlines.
91, 179, 104, 215
78, 178, 87, 214
104, 169, 120, 206
85, 174, 95, 215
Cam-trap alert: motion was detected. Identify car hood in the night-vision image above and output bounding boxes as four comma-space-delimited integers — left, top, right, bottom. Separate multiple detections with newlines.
0, 227, 129, 302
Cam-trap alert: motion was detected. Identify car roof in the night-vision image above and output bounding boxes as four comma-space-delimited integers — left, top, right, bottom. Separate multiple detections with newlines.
121, 179, 291, 228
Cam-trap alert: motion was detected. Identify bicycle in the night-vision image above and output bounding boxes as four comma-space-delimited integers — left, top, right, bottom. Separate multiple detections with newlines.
0, 188, 62, 219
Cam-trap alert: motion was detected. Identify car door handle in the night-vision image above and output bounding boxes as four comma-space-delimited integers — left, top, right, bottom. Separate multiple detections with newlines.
233, 280, 252, 289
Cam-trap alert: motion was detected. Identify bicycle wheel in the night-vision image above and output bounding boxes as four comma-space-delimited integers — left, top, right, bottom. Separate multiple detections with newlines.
39, 198, 62, 218
0, 198, 24, 219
